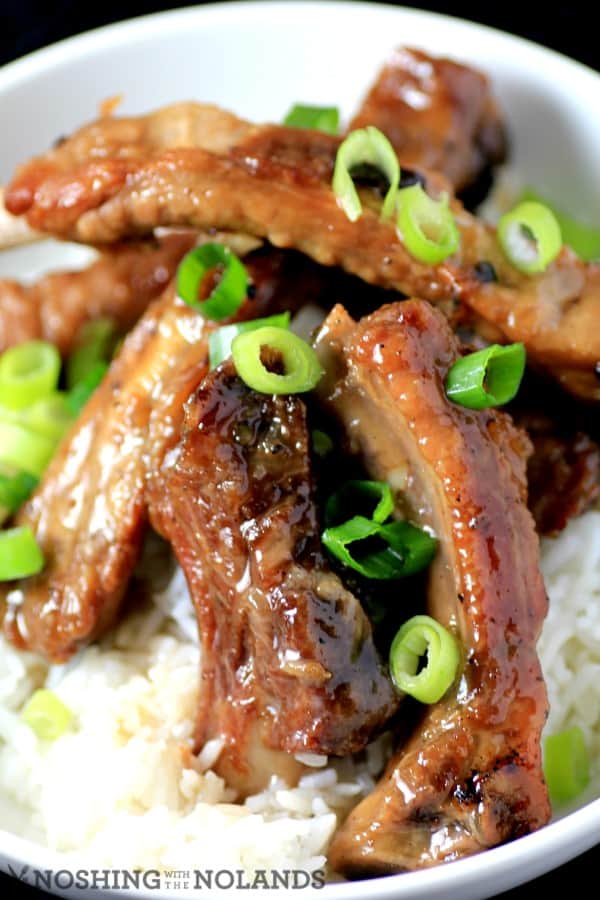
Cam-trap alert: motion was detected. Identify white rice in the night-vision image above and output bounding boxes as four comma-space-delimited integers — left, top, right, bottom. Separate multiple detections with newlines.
0, 512, 599, 870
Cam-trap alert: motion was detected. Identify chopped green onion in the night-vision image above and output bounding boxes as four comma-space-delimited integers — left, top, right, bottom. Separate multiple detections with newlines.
231, 326, 323, 395
445, 343, 526, 410
497, 201, 562, 274
543, 726, 590, 806
397, 184, 460, 264
0, 419, 56, 478
322, 515, 437, 580
312, 429, 334, 458
389, 614, 460, 703
332, 126, 400, 222
520, 188, 600, 262
67, 317, 116, 390
209, 312, 290, 370
66, 361, 109, 415
24, 393, 75, 442
0, 341, 61, 410
0, 470, 37, 513
0, 525, 45, 581
284, 104, 339, 134
0, 470, 38, 525
325, 480, 394, 528
22, 689, 73, 741
177, 243, 248, 320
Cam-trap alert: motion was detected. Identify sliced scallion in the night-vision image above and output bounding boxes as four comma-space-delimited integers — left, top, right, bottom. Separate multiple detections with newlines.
396, 184, 460, 264
0, 470, 38, 525
0, 419, 57, 478
231, 326, 323, 395
284, 104, 339, 134
66, 361, 109, 416
209, 312, 290, 370
177, 243, 248, 321
498, 200, 562, 274
325, 480, 394, 528
0, 341, 61, 411
322, 514, 437, 580
445, 343, 526, 410
520, 188, 600, 262
67, 317, 116, 390
312, 429, 334, 458
543, 726, 590, 806
24, 393, 75, 442
22, 689, 73, 741
0, 525, 45, 581
389, 614, 460, 703
332, 126, 400, 222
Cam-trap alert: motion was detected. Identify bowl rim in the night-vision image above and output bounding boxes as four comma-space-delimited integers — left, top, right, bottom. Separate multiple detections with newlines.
0, 3, 599, 897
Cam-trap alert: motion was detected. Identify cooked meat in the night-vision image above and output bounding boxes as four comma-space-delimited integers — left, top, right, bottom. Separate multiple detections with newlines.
0, 232, 196, 355
349, 47, 506, 192
0, 285, 209, 661
0, 185, 40, 249
314, 300, 550, 873
459, 250, 600, 401
5, 102, 598, 399
0, 248, 314, 662
513, 409, 600, 536
147, 361, 399, 796
529, 431, 600, 535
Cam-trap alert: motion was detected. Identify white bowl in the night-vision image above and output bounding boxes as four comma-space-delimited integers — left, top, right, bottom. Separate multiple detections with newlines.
0, 3, 599, 898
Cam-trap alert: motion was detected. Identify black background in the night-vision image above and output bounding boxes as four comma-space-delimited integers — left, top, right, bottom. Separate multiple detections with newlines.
0, 1, 598, 898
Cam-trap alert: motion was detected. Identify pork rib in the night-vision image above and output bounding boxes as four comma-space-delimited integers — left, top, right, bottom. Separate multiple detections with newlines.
5, 102, 598, 399
147, 360, 398, 795
314, 300, 550, 873
350, 47, 506, 192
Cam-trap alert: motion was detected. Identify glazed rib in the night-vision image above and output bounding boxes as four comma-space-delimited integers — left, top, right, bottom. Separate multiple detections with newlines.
147, 361, 398, 795
0, 284, 211, 662
314, 300, 550, 873
5, 102, 598, 398
350, 47, 506, 192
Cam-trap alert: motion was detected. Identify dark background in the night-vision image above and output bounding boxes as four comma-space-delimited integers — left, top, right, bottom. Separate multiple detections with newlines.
0, 1, 598, 898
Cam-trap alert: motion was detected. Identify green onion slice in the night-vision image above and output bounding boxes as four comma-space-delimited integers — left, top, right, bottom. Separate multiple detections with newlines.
543, 726, 590, 806
177, 243, 248, 320
0, 525, 45, 581
284, 104, 339, 134
312, 429, 334, 458
24, 393, 75, 442
231, 326, 323, 395
209, 312, 290, 370
397, 184, 460, 264
497, 200, 562, 274
389, 614, 460, 703
322, 514, 437, 580
325, 480, 394, 528
0, 470, 38, 525
67, 317, 116, 390
66, 361, 110, 416
445, 343, 526, 410
332, 126, 400, 222
520, 188, 600, 262
0, 419, 57, 478
0, 341, 61, 411
22, 689, 73, 741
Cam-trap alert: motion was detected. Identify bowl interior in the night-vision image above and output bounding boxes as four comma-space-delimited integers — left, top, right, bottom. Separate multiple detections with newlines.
0, 4, 599, 899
